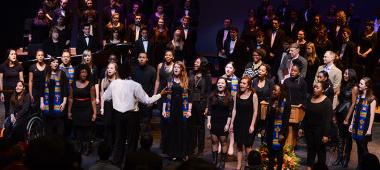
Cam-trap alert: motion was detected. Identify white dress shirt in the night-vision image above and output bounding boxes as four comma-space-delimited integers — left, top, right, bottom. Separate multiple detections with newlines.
103, 79, 161, 113
229, 39, 236, 54
135, 26, 141, 41
143, 40, 148, 52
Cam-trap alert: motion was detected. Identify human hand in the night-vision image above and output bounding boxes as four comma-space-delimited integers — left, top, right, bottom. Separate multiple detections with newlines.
60, 103, 66, 112
68, 112, 72, 120
92, 114, 97, 121
207, 122, 211, 130
224, 124, 229, 132
249, 125, 255, 134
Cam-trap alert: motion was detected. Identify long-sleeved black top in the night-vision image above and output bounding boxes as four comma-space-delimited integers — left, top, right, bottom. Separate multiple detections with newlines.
10, 92, 31, 120
302, 97, 333, 136
283, 76, 308, 106
131, 64, 156, 96
188, 70, 212, 105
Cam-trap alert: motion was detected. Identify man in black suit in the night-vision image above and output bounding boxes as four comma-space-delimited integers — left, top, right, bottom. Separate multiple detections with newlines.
127, 14, 147, 42
335, 28, 356, 70
301, 0, 318, 29
178, 16, 197, 67
284, 9, 305, 41
266, 17, 286, 69
133, 28, 154, 65
223, 26, 248, 77
216, 18, 232, 75
76, 23, 99, 55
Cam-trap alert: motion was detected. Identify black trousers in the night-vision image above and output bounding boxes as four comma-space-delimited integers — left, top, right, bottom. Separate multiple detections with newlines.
104, 101, 115, 149
355, 137, 370, 168
44, 116, 64, 136
189, 102, 205, 152
336, 116, 353, 161
139, 103, 153, 132
306, 128, 326, 166
3, 90, 12, 117
111, 110, 140, 165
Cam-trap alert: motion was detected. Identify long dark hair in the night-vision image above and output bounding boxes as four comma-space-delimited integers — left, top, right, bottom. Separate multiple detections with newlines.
10, 81, 27, 107
209, 77, 232, 106
45, 57, 62, 82
194, 56, 210, 75
342, 69, 357, 89
360, 77, 375, 100
4, 49, 20, 67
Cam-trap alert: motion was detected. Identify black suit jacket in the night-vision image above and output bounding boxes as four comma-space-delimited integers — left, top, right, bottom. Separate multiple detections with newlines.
178, 26, 197, 63
284, 20, 305, 40
127, 24, 147, 42
216, 28, 230, 52
266, 28, 286, 55
223, 38, 248, 76
335, 40, 356, 69
76, 34, 99, 55
134, 38, 154, 63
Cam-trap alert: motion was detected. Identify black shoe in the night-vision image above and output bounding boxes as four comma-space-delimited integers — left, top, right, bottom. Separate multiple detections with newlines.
218, 153, 226, 169
212, 151, 218, 165
342, 159, 349, 168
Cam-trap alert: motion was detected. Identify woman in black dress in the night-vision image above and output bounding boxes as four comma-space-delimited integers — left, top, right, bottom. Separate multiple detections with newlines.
68, 64, 97, 155
230, 76, 258, 169
349, 77, 377, 169
265, 84, 291, 170
333, 69, 358, 168
305, 42, 320, 93
100, 62, 120, 149
299, 81, 333, 169
167, 29, 185, 62
221, 62, 239, 156
357, 21, 377, 78
40, 57, 68, 136
4, 81, 31, 144
81, 50, 99, 105
154, 50, 174, 151
28, 50, 47, 113
151, 18, 170, 67
0, 49, 24, 120
252, 64, 273, 141
314, 26, 333, 61
188, 57, 212, 155
207, 77, 233, 169
162, 61, 192, 161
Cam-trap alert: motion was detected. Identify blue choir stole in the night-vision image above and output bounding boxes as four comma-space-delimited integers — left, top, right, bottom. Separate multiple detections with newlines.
165, 80, 189, 121
352, 97, 369, 140
272, 99, 286, 150
231, 76, 238, 97
43, 72, 62, 116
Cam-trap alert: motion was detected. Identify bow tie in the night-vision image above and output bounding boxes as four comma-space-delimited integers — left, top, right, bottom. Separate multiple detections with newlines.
142, 39, 148, 41
84, 35, 90, 38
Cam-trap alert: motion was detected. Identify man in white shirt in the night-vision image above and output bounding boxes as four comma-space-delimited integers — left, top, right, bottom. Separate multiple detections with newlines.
103, 78, 167, 166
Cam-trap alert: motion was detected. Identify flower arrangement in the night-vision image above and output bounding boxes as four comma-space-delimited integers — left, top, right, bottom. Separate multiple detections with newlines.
257, 144, 299, 170
282, 145, 299, 170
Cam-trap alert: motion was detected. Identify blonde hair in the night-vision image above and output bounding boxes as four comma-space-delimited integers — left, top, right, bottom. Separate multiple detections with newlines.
306, 42, 318, 65
101, 62, 120, 90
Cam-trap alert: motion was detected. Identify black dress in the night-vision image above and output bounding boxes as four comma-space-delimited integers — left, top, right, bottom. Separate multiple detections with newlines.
165, 82, 191, 158
29, 64, 47, 111
72, 82, 93, 127
234, 92, 255, 148
209, 95, 233, 137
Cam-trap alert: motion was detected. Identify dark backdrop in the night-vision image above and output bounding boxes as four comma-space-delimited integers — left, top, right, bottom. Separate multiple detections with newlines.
1, 0, 380, 61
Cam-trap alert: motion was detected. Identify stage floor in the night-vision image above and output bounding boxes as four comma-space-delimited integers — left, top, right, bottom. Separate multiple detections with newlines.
80, 116, 380, 170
